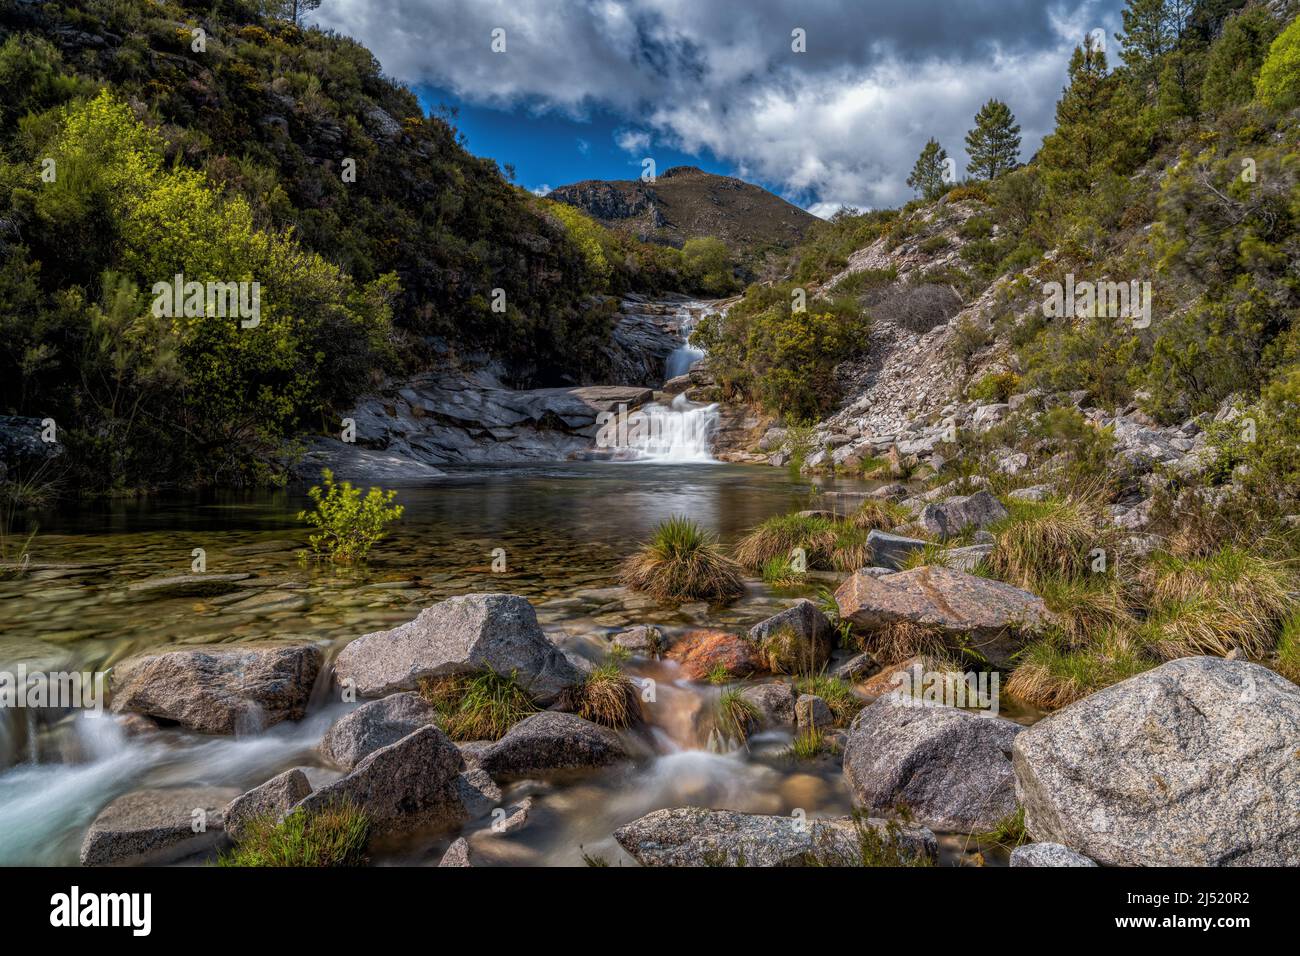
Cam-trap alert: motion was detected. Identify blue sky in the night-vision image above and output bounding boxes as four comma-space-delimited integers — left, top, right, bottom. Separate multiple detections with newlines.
315, 0, 1128, 215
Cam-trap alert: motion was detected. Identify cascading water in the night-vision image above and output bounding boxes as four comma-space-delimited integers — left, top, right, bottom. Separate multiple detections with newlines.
664, 303, 709, 381
622, 393, 720, 463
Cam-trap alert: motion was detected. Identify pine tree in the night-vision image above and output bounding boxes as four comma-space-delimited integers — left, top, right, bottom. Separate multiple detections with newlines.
1038, 35, 1116, 190
1200, 6, 1281, 113
907, 139, 951, 200
1117, 0, 1171, 95
964, 100, 1021, 181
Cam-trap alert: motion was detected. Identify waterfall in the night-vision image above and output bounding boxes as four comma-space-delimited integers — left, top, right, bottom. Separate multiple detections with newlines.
623, 394, 720, 463
664, 303, 709, 380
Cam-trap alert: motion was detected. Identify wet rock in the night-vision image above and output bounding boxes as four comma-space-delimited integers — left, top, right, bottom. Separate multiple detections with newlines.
479, 712, 626, 777
835, 566, 1049, 667
296, 725, 468, 838
224, 770, 313, 842
438, 837, 474, 867
918, 490, 1008, 540
319, 692, 439, 771
609, 625, 662, 657
1013, 657, 1300, 866
490, 796, 534, 834
748, 600, 834, 673
455, 768, 503, 818
866, 529, 928, 570
795, 694, 834, 732
843, 694, 1023, 833
665, 629, 764, 680
614, 807, 938, 867
333, 593, 580, 704
110, 643, 323, 735
80, 787, 238, 866
1010, 843, 1097, 867
739, 682, 796, 727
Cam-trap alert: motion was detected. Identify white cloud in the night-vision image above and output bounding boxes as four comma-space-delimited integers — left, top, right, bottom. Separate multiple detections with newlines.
532, 184, 552, 196
311, 0, 1125, 208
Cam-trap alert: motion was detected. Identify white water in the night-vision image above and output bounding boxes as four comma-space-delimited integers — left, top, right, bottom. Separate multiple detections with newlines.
663, 302, 710, 380
623, 393, 720, 463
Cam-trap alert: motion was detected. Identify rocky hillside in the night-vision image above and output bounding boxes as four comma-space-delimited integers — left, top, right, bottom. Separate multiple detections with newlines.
549, 165, 818, 256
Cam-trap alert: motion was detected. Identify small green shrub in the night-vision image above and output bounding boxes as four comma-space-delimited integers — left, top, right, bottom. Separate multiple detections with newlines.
298, 468, 403, 564
420, 669, 538, 741
968, 370, 1021, 403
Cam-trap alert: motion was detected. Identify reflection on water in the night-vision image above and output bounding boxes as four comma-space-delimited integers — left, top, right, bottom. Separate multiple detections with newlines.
0, 461, 1007, 866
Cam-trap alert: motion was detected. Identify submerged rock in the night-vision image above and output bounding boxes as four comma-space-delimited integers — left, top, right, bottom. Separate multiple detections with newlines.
296, 725, 468, 838
665, 629, 764, 680
224, 769, 313, 843
614, 807, 937, 867
835, 566, 1049, 667
1013, 657, 1300, 866
319, 692, 439, 771
110, 643, 323, 735
478, 712, 627, 777
125, 573, 251, 598
609, 625, 662, 657
80, 787, 238, 866
1010, 843, 1097, 867
333, 594, 580, 704
748, 600, 834, 673
843, 694, 1022, 833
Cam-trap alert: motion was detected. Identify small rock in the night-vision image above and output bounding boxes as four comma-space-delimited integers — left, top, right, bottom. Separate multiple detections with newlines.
748, 600, 834, 673
319, 692, 439, 771
665, 629, 764, 680
795, 694, 834, 732
738, 682, 796, 727
832, 651, 880, 682
224, 770, 313, 842
455, 767, 503, 817
609, 625, 662, 657
866, 529, 929, 571
1010, 843, 1098, 867
438, 837, 474, 867
918, 490, 1008, 540
478, 712, 627, 777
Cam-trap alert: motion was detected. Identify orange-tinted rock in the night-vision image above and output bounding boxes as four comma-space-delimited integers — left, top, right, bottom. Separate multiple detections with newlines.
666, 630, 764, 680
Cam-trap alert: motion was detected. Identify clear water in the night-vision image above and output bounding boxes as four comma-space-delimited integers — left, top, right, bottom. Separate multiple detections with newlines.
0, 462, 1009, 866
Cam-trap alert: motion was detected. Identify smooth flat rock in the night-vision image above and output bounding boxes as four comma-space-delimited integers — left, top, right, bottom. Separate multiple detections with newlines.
126, 573, 251, 598
80, 787, 238, 866
478, 712, 627, 777
613, 807, 938, 867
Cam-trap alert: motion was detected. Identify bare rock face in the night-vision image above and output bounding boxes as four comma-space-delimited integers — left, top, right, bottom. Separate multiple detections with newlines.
613, 807, 938, 867
295, 725, 468, 838
333, 594, 580, 704
109, 644, 323, 735
224, 769, 313, 842
478, 712, 627, 777
835, 566, 1049, 667
1010, 843, 1097, 867
748, 600, 835, 673
319, 692, 439, 771
665, 629, 764, 680
80, 787, 238, 866
1013, 657, 1300, 866
843, 694, 1023, 834
918, 491, 1008, 540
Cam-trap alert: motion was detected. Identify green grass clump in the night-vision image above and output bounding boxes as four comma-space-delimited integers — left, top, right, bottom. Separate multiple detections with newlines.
420, 669, 538, 741
1033, 571, 1133, 645
1276, 612, 1300, 684
1006, 629, 1153, 709
794, 674, 865, 725
787, 728, 831, 760
987, 496, 1100, 589
735, 513, 838, 570
761, 555, 806, 586
561, 662, 640, 729
716, 687, 761, 740
847, 500, 910, 532
973, 808, 1029, 851
218, 804, 369, 867
1141, 546, 1293, 659
621, 516, 744, 603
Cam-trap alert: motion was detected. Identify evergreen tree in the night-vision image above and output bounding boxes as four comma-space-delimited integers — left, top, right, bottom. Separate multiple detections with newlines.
907, 138, 951, 200
1200, 6, 1280, 113
1039, 35, 1117, 190
1118, 0, 1172, 94
964, 100, 1021, 181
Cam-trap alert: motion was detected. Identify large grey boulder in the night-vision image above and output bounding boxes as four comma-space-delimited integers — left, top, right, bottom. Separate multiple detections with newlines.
614, 807, 937, 867
80, 787, 238, 866
835, 566, 1049, 667
843, 694, 1023, 833
1013, 657, 1300, 866
333, 594, 580, 704
295, 725, 468, 838
319, 692, 439, 771
110, 644, 323, 735
224, 769, 313, 842
918, 490, 1008, 540
866, 529, 928, 570
1010, 843, 1097, 867
748, 600, 834, 673
478, 712, 627, 777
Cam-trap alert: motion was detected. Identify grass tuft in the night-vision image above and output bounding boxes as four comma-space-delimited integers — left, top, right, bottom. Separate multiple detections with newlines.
794, 673, 865, 725
1006, 629, 1153, 709
621, 516, 744, 603
716, 687, 761, 740
560, 662, 640, 729
218, 803, 369, 867
420, 669, 538, 741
